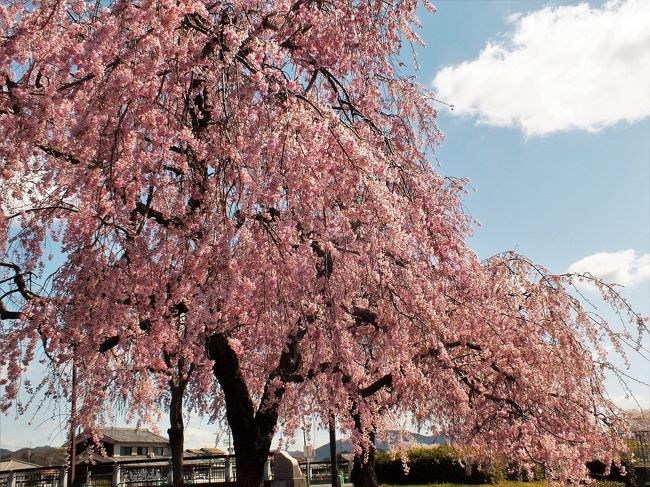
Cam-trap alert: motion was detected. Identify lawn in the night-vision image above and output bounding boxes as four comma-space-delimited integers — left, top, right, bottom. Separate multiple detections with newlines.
380, 482, 626, 487
380, 483, 544, 487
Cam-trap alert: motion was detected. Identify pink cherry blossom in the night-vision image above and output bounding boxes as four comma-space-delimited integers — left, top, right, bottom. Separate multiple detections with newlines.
0, 2, 646, 487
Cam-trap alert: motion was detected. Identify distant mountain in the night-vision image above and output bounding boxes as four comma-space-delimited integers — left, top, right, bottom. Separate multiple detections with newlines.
309, 431, 443, 461
0, 448, 12, 458
287, 450, 305, 460
3, 446, 66, 467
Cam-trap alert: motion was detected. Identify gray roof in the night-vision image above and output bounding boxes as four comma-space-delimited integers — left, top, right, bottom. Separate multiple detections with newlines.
0, 459, 42, 472
95, 428, 169, 445
185, 448, 225, 457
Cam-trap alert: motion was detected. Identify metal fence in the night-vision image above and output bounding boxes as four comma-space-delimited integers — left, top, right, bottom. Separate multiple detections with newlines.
85, 474, 111, 487
10, 470, 62, 487
120, 463, 169, 487
0, 454, 351, 487
299, 460, 351, 484
182, 462, 229, 484
630, 430, 650, 467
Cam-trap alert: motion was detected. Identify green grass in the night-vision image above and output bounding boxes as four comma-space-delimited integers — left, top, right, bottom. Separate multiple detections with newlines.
381, 482, 547, 487
380, 482, 625, 487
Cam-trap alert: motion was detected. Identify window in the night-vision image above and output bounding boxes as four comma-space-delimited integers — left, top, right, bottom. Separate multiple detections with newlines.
152, 447, 164, 456
120, 447, 133, 456
137, 447, 148, 455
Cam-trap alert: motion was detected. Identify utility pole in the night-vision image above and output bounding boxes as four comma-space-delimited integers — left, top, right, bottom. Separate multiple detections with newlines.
328, 413, 339, 487
303, 427, 311, 487
68, 356, 77, 487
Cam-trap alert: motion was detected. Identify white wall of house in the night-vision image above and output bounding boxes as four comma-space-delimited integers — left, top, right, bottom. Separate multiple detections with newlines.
113, 444, 169, 457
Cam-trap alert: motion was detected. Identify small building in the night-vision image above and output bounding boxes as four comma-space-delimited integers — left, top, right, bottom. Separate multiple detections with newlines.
0, 459, 47, 485
75, 427, 170, 459
184, 447, 226, 457
0, 458, 42, 472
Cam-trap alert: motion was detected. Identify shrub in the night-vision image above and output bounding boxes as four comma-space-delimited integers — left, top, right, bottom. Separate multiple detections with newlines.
503, 462, 545, 482
375, 446, 505, 485
587, 454, 636, 487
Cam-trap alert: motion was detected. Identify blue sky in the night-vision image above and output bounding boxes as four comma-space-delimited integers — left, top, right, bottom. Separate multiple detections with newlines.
1, 0, 648, 452
419, 0, 650, 415
421, 0, 649, 270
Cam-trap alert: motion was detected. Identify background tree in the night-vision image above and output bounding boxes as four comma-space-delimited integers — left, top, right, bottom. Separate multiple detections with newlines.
0, 1, 646, 487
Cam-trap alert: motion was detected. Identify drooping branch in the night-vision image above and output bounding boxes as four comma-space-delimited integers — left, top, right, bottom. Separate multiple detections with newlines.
255, 318, 310, 429
0, 300, 22, 320
131, 201, 183, 229
0, 261, 39, 320
35, 144, 84, 166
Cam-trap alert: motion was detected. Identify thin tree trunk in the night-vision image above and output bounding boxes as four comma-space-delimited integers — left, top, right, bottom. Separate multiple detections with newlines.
168, 380, 187, 487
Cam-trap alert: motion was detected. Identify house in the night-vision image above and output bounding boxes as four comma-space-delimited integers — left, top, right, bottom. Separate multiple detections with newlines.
0, 446, 66, 467
184, 447, 226, 457
0, 458, 42, 472
75, 427, 170, 460
0, 458, 45, 484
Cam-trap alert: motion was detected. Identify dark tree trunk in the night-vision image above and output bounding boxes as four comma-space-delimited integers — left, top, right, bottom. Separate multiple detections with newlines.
232, 445, 270, 487
228, 401, 275, 487
351, 445, 378, 487
208, 330, 304, 487
208, 334, 266, 486
350, 415, 378, 487
350, 373, 394, 487
168, 380, 187, 487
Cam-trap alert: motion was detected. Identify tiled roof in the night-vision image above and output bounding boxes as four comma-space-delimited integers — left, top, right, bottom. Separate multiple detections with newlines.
184, 448, 225, 456
0, 459, 42, 471
90, 428, 169, 445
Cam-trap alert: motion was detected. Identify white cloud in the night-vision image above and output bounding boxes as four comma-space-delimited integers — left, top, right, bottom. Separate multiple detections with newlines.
568, 249, 650, 286
610, 394, 650, 410
432, 0, 650, 136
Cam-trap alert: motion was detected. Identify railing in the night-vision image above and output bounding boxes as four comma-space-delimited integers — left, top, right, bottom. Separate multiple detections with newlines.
112, 455, 238, 486
120, 463, 169, 487
0, 454, 353, 487
298, 460, 351, 484
85, 474, 111, 487
630, 430, 650, 467
9, 469, 62, 487
182, 462, 228, 484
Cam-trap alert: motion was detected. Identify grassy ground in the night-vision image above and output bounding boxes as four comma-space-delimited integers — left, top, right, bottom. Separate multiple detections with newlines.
380, 482, 626, 487
381, 483, 546, 487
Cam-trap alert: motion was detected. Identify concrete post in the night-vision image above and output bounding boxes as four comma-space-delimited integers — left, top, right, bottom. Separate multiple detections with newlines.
263, 460, 272, 481
6, 471, 16, 487
112, 463, 121, 487
167, 459, 174, 486
225, 456, 233, 483
59, 467, 69, 487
